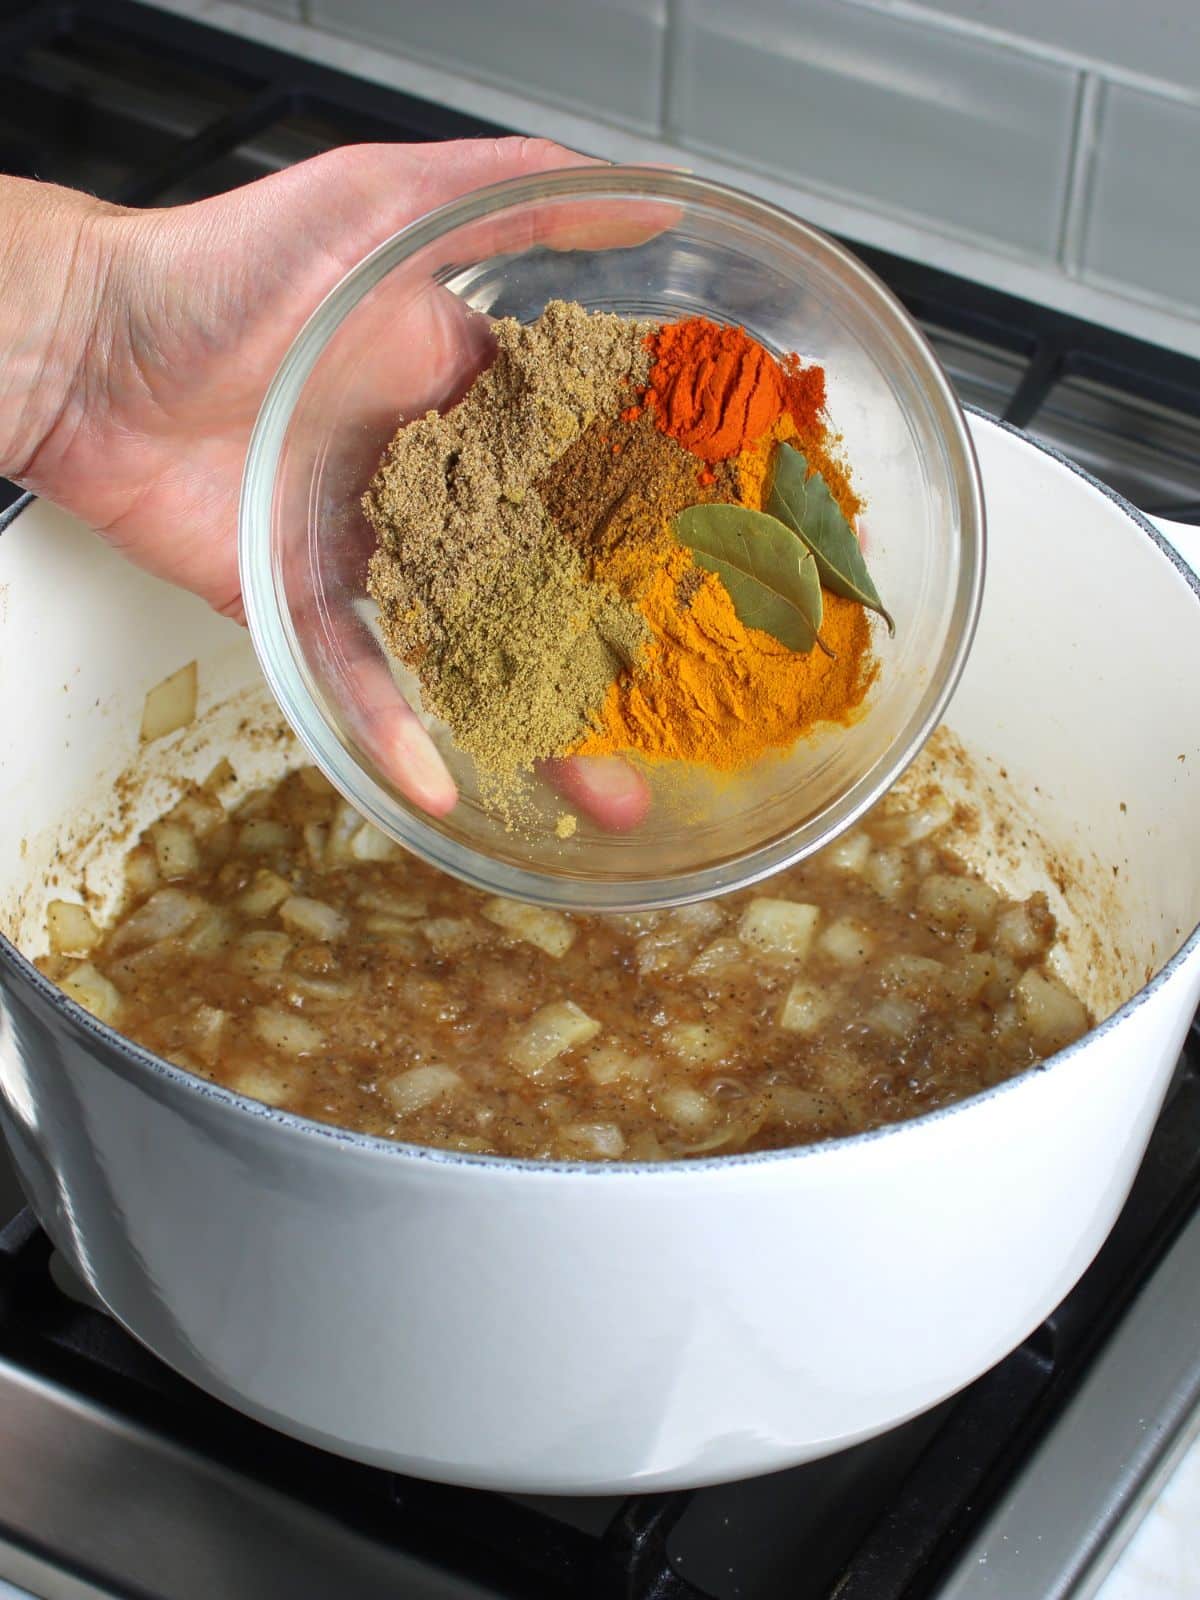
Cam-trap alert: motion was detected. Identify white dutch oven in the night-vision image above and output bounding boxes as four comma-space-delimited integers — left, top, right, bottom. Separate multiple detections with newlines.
0, 414, 1197, 1493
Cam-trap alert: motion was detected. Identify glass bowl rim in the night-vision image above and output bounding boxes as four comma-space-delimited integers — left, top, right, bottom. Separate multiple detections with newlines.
239, 164, 986, 911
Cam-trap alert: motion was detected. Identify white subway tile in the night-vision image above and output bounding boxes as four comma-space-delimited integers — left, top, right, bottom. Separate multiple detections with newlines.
669, 0, 1079, 258
308, 0, 666, 131
1082, 83, 1200, 313
907, 1, 1200, 95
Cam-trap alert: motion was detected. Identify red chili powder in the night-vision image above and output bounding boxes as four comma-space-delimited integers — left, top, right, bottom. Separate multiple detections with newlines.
631, 317, 826, 463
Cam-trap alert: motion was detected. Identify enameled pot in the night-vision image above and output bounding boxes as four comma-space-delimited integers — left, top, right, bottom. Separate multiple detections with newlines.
0, 415, 1197, 1494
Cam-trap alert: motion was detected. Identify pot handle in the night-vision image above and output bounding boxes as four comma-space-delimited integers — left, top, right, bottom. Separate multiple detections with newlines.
1148, 515, 1200, 579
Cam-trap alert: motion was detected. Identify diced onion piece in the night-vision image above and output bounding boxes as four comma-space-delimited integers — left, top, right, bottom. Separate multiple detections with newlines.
865, 996, 922, 1039
325, 800, 364, 865
1016, 970, 1088, 1053
252, 1005, 324, 1056
825, 830, 871, 873
237, 870, 293, 917
689, 936, 747, 978
237, 819, 291, 855
917, 873, 1001, 938
349, 822, 397, 861
382, 1064, 462, 1115
278, 896, 348, 942
584, 1043, 655, 1085
167, 792, 225, 838
662, 1020, 730, 1067
110, 888, 205, 952
46, 899, 101, 955
508, 1001, 600, 1075
123, 845, 159, 898
879, 953, 946, 995
656, 1083, 716, 1131
231, 930, 292, 974
778, 981, 835, 1034
817, 918, 874, 968
184, 909, 234, 956
202, 757, 236, 795
139, 661, 197, 743
865, 847, 908, 903
357, 888, 427, 919
284, 973, 359, 1002
668, 902, 724, 938
302, 823, 328, 867
561, 1122, 626, 1159
363, 915, 423, 939
871, 793, 953, 844
768, 1085, 837, 1125
482, 898, 576, 959
737, 898, 820, 962
187, 1004, 227, 1065
995, 897, 1055, 962
150, 821, 200, 881
61, 961, 122, 1024
227, 1065, 294, 1107
421, 917, 483, 957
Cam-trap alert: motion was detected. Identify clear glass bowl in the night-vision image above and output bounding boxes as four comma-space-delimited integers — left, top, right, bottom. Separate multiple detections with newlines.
240, 167, 984, 911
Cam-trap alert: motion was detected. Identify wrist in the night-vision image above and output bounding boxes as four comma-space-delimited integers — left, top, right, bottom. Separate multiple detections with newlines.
0, 178, 128, 487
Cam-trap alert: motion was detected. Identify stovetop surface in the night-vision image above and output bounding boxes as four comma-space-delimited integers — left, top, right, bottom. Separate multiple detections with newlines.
0, 4, 1198, 1598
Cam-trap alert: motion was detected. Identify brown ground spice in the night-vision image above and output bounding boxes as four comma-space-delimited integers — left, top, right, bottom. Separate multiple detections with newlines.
538, 410, 739, 572
364, 302, 652, 785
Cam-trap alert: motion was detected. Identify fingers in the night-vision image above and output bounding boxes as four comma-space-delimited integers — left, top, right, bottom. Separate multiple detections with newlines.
544, 755, 652, 833
335, 620, 458, 818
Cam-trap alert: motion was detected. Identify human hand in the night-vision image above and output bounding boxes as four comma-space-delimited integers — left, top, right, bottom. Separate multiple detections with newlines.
1, 142, 649, 829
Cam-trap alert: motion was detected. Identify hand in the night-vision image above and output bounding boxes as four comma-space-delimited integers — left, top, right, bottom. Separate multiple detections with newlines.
1, 142, 649, 829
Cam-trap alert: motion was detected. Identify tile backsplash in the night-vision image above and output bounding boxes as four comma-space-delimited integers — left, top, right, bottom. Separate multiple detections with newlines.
231, 0, 1198, 326
307, 0, 667, 131
669, 0, 1078, 257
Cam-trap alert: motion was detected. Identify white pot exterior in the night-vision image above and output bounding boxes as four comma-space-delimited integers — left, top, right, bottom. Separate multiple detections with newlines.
0, 415, 1197, 1493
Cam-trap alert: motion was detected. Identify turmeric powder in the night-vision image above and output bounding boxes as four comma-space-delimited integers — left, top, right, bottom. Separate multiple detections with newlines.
575, 532, 875, 769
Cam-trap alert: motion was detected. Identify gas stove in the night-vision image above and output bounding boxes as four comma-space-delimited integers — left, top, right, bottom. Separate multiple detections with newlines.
0, 4, 1198, 1597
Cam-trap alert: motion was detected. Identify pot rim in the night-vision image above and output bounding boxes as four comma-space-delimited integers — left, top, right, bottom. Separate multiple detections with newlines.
2, 413, 1198, 1178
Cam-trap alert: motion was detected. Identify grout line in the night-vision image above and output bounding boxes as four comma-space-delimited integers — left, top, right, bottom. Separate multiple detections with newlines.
839, 0, 1200, 109
1057, 72, 1104, 279
657, 0, 681, 139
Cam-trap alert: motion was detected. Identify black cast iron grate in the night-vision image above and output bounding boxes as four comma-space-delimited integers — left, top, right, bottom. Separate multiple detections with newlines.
0, 1024, 1197, 1600
1, 0, 1200, 521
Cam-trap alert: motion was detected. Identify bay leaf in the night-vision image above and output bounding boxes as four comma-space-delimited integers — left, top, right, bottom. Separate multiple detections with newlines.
673, 503, 828, 655
766, 443, 895, 635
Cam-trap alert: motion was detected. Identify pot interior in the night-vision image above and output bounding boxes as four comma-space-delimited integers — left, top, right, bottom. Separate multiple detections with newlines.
2, 419, 1198, 1039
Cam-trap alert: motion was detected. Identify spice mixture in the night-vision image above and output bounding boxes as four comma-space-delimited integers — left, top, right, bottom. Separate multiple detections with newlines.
364, 300, 884, 809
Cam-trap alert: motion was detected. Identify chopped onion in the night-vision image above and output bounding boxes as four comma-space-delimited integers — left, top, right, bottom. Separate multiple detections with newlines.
139, 661, 197, 743
109, 888, 205, 952
482, 898, 576, 959
508, 1001, 600, 1075
382, 1064, 462, 1115
46, 899, 100, 956
252, 1006, 324, 1056
150, 821, 200, 880
61, 962, 122, 1025
349, 822, 397, 861
662, 1020, 730, 1068
236, 870, 293, 918
278, 896, 348, 942
737, 898, 820, 962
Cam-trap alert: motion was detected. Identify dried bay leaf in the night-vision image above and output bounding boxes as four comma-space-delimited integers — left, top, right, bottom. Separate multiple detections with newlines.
767, 443, 894, 634
673, 504, 828, 655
